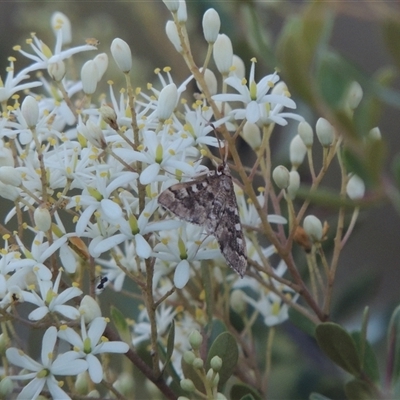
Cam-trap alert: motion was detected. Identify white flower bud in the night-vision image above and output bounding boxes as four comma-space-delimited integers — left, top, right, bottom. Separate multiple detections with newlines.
163, 0, 180, 12
34, 206, 52, 232
0, 166, 22, 187
316, 118, 334, 147
230, 54, 245, 79
242, 121, 261, 151
298, 121, 313, 147
210, 356, 222, 372
21, 95, 39, 128
99, 105, 118, 128
213, 34, 233, 75
346, 174, 365, 200
303, 215, 323, 242
111, 38, 132, 73
157, 83, 178, 121
47, 60, 66, 81
202, 8, 220, 44
85, 120, 106, 148
51, 12, 72, 45
272, 81, 288, 96
290, 134, 307, 168
369, 127, 381, 140
273, 165, 290, 189
79, 295, 102, 323
346, 81, 363, 110
183, 350, 196, 365
75, 372, 89, 394
165, 21, 182, 53
0, 144, 14, 167
0, 182, 19, 201
81, 60, 98, 95
287, 170, 300, 200
192, 357, 204, 369
177, 0, 187, 22
93, 53, 108, 82
197, 68, 217, 96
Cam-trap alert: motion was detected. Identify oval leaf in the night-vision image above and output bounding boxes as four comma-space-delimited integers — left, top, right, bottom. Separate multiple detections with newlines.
344, 378, 378, 400
206, 331, 238, 388
230, 384, 262, 400
315, 322, 361, 376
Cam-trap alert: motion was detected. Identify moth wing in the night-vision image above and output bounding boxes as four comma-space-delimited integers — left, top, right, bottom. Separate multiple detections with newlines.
213, 190, 247, 278
158, 177, 216, 226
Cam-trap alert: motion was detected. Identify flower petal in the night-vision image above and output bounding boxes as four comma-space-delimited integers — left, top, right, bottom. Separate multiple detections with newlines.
174, 260, 190, 289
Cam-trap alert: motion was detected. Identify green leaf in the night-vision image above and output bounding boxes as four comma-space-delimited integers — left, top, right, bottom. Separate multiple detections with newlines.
289, 307, 317, 337
206, 331, 238, 388
309, 393, 333, 400
315, 322, 362, 376
344, 378, 377, 400
230, 384, 262, 400
387, 304, 400, 387
161, 320, 175, 373
110, 305, 130, 343
351, 332, 380, 383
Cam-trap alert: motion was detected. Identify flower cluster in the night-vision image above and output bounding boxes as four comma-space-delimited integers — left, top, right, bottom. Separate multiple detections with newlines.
0, 2, 372, 399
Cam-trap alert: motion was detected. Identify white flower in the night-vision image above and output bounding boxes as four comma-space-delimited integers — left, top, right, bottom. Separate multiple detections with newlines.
58, 317, 129, 383
213, 58, 300, 125
15, 30, 96, 74
0, 58, 42, 102
6, 326, 88, 400
22, 270, 82, 321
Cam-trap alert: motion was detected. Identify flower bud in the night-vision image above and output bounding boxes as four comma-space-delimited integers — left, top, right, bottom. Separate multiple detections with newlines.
0, 144, 14, 167
79, 295, 102, 323
206, 369, 219, 385
298, 121, 313, 147
183, 350, 196, 365
75, 372, 89, 394
85, 120, 106, 148
81, 60, 98, 95
316, 118, 334, 147
242, 121, 261, 151
197, 68, 217, 96
287, 170, 300, 200
303, 215, 323, 242
192, 357, 204, 369
213, 34, 233, 75
163, 0, 180, 12
369, 127, 381, 140
189, 330, 203, 350
51, 12, 72, 45
157, 83, 178, 121
210, 356, 222, 372
272, 165, 290, 190
180, 379, 195, 392
99, 105, 118, 129
111, 38, 132, 73
34, 206, 52, 232
177, 0, 187, 22
166, 21, 182, 53
48, 60, 66, 81
21, 95, 39, 128
0, 182, 19, 201
230, 289, 247, 314
290, 135, 307, 168
346, 81, 363, 110
346, 174, 365, 200
202, 8, 220, 44
93, 53, 108, 82
0, 377, 13, 399
0, 166, 22, 187
230, 54, 245, 79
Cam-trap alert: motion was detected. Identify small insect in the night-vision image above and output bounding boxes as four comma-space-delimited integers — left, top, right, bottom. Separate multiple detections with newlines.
85, 38, 100, 47
158, 155, 247, 277
96, 276, 108, 291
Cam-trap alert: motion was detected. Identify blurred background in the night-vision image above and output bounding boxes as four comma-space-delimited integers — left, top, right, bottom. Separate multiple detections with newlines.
1, 1, 400, 398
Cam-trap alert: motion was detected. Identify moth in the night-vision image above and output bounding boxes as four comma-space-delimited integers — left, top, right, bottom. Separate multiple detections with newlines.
158, 162, 247, 277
